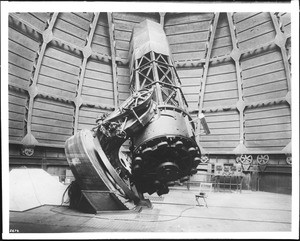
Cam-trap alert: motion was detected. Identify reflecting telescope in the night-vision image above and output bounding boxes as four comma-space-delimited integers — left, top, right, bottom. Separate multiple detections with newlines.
65, 20, 205, 213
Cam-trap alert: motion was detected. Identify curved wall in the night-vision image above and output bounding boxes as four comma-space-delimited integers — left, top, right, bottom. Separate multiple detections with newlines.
8, 12, 291, 161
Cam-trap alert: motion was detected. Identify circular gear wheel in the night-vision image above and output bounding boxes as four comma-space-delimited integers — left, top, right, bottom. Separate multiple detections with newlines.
239, 154, 253, 165
23, 147, 34, 157
286, 156, 292, 165
257, 154, 269, 165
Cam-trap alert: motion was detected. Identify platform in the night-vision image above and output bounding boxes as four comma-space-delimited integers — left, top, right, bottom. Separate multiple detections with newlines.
9, 188, 292, 234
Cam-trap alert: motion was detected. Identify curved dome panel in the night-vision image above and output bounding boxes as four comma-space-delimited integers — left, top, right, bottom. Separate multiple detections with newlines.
7, 12, 291, 155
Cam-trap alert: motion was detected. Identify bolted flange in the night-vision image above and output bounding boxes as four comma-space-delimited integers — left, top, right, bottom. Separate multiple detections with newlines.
142, 147, 152, 155
157, 141, 168, 149
194, 157, 201, 165
134, 156, 143, 162
175, 140, 183, 148
188, 147, 197, 156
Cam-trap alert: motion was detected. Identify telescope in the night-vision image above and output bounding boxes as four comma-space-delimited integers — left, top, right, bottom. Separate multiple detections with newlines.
65, 20, 207, 213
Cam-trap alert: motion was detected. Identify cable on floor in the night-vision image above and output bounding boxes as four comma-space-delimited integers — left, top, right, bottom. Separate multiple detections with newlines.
50, 205, 197, 223
49, 205, 291, 225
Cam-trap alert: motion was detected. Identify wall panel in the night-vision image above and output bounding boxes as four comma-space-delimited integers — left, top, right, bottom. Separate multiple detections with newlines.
259, 173, 291, 194
82, 60, 114, 106
244, 103, 291, 151
11, 12, 51, 32
31, 98, 74, 146
241, 48, 288, 103
8, 18, 42, 89
233, 12, 276, 51
37, 46, 81, 99
165, 13, 213, 62
177, 67, 202, 111
117, 66, 131, 103
203, 61, 238, 108
211, 13, 232, 57
91, 13, 111, 55
200, 110, 240, 152
9, 89, 28, 141
53, 12, 93, 48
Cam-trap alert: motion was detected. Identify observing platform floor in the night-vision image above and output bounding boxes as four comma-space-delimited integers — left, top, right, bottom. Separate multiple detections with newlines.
9, 188, 292, 234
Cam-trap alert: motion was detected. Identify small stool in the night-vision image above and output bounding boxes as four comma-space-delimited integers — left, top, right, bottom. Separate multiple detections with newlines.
195, 192, 208, 208
195, 182, 212, 208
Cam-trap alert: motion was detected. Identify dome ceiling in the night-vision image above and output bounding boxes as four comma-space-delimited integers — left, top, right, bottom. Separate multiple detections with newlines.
8, 12, 291, 155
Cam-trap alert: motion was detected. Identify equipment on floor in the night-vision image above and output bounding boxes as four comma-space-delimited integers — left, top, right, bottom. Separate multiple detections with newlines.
195, 182, 213, 208
9, 168, 68, 212
64, 19, 209, 213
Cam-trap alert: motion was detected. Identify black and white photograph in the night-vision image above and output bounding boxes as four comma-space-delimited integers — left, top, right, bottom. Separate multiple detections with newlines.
1, 1, 299, 239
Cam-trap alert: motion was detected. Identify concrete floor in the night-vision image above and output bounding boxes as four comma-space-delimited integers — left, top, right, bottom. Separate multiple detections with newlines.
9, 188, 291, 233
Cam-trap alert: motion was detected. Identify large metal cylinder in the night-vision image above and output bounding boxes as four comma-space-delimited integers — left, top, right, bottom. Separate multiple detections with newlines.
128, 20, 201, 195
